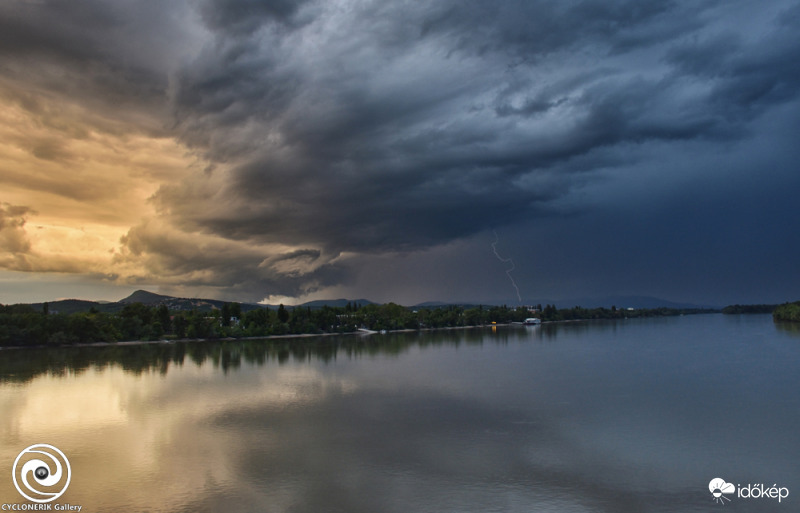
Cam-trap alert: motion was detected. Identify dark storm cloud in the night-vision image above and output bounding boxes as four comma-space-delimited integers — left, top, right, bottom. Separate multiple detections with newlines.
0, 0, 194, 134
195, 0, 313, 34
155, 0, 800, 263
3, 0, 798, 301
666, 6, 800, 117
419, 0, 698, 58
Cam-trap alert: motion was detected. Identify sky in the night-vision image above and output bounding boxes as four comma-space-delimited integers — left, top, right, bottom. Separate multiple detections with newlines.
0, 0, 799, 307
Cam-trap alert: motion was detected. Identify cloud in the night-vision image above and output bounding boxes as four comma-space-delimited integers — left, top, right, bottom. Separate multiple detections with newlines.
0, 203, 126, 276
155, 0, 800, 259
115, 219, 349, 300
0, 0, 199, 127
195, 0, 314, 34
0, 203, 33, 260
1, 0, 799, 302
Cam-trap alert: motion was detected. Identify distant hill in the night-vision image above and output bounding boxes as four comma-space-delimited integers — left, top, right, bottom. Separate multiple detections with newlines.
412, 301, 487, 309
118, 290, 174, 304
27, 299, 121, 315
118, 290, 262, 313
298, 298, 376, 308
117, 291, 378, 311
17, 290, 717, 315
23, 290, 249, 315
421, 295, 719, 310
548, 295, 718, 310
18, 290, 379, 315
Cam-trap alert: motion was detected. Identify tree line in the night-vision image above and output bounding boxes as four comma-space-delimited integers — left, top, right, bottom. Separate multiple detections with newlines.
721, 304, 777, 314
537, 304, 717, 321
0, 300, 716, 347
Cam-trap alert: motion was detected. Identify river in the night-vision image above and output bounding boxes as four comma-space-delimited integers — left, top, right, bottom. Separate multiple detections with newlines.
1, 314, 798, 512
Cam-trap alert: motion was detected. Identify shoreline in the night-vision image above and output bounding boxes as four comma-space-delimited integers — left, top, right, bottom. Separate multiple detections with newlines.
0, 322, 536, 351
0, 312, 725, 351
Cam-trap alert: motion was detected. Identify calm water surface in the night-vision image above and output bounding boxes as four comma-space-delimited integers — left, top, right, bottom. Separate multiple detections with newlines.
1, 314, 798, 512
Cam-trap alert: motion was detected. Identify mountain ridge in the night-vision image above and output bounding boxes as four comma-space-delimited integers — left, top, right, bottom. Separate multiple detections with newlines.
119, 290, 175, 304
18, 289, 719, 314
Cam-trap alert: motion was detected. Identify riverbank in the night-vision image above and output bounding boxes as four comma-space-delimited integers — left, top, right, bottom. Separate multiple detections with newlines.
0, 322, 513, 350
0, 301, 721, 349
0, 312, 721, 351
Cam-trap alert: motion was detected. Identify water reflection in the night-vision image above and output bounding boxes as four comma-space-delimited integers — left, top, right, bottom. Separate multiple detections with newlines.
0, 316, 797, 513
775, 319, 800, 335
0, 357, 360, 512
0, 318, 724, 385
0, 325, 549, 384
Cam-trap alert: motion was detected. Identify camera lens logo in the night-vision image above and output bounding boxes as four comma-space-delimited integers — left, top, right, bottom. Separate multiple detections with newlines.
709, 477, 735, 505
12, 444, 72, 503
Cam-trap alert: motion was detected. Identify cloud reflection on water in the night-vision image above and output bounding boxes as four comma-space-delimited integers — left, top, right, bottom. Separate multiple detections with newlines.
0, 318, 797, 512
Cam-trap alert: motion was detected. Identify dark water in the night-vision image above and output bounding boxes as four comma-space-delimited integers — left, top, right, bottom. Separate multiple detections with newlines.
1, 314, 798, 512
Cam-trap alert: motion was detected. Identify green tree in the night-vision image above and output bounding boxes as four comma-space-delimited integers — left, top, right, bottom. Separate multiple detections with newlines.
221, 303, 231, 327
230, 302, 242, 320
157, 305, 171, 333
173, 314, 187, 339
277, 304, 289, 323
774, 302, 800, 322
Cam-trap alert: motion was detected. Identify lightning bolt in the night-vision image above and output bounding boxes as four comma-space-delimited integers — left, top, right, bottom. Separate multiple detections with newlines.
491, 230, 522, 303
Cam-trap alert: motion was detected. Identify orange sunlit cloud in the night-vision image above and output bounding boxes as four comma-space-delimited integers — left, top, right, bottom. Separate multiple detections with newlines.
0, 88, 199, 280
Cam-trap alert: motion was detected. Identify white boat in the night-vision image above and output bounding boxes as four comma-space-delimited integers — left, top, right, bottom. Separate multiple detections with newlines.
523, 318, 542, 325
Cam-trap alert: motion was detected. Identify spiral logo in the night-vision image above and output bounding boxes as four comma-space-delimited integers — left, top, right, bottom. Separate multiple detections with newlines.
12, 444, 71, 503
